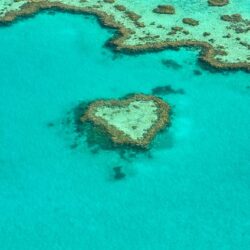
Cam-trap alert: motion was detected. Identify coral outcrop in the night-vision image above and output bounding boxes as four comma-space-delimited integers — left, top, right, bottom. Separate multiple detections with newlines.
208, 0, 229, 6
153, 5, 175, 15
81, 94, 170, 147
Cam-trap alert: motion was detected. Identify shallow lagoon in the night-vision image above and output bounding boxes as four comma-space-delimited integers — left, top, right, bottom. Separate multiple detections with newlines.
0, 12, 249, 250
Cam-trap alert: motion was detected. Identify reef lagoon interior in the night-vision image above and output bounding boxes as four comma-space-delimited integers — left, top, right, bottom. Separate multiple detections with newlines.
0, 7, 250, 250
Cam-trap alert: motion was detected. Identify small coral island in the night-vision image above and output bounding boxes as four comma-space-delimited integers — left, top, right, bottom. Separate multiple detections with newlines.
81, 94, 170, 148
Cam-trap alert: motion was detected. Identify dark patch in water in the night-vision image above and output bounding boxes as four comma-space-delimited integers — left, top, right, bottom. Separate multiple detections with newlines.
47, 122, 55, 128
113, 166, 126, 180
72, 101, 89, 134
161, 59, 182, 70
193, 69, 202, 76
152, 85, 185, 95
46, 10, 56, 15
70, 143, 78, 150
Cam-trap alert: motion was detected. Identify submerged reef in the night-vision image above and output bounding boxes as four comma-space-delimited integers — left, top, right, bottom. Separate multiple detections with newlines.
153, 5, 175, 15
0, 0, 249, 71
81, 94, 170, 148
182, 18, 199, 26
161, 59, 182, 69
58, 99, 159, 162
208, 0, 229, 6
113, 166, 126, 180
152, 85, 185, 95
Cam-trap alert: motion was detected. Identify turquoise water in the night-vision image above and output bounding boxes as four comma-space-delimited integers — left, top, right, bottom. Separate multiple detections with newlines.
0, 12, 250, 250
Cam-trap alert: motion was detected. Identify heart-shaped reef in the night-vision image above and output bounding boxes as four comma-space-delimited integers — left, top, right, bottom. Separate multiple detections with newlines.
81, 94, 170, 148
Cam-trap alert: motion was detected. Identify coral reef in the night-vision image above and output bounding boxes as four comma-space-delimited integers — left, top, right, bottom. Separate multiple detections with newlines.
161, 59, 182, 70
153, 5, 175, 15
182, 18, 199, 26
0, 0, 249, 71
152, 85, 185, 95
208, 0, 229, 6
81, 94, 170, 148
221, 14, 242, 22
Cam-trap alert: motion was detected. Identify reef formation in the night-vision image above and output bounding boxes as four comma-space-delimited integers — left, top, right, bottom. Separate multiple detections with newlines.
0, 0, 249, 71
81, 94, 170, 148
153, 5, 175, 15
208, 0, 229, 7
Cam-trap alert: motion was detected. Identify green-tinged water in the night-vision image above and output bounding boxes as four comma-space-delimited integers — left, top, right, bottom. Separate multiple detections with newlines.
0, 12, 249, 250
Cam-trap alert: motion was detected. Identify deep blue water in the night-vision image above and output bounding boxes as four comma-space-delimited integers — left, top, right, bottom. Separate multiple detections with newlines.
0, 12, 249, 250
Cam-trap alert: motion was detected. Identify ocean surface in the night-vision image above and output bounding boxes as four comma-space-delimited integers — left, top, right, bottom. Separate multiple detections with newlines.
0, 12, 249, 250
